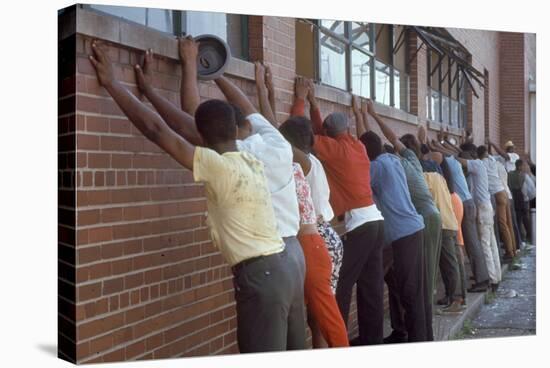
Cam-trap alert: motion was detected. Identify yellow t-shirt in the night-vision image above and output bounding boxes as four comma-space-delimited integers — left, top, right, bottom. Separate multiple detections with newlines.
193, 147, 284, 266
423, 172, 459, 231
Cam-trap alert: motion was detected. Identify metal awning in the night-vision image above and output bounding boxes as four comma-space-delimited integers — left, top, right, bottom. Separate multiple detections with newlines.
407, 26, 486, 97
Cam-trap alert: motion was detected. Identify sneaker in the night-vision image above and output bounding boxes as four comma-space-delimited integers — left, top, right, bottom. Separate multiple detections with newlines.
436, 296, 451, 306
383, 331, 408, 344
436, 301, 464, 315
468, 281, 489, 293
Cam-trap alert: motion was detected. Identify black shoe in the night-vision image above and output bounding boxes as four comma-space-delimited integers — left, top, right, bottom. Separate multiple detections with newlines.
383, 331, 407, 344
468, 281, 489, 293
436, 296, 451, 306
490, 283, 500, 293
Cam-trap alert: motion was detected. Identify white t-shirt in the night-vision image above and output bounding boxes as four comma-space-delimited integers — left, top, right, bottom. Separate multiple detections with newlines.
344, 204, 384, 234
493, 157, 512, 200
504, 152, 520, 172
305, 154, 334, 222
237, 113, 300, 238
482, 156, 505, 195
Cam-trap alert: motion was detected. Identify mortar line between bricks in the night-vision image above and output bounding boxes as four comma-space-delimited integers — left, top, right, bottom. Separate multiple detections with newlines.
76, 246, 222, 288
79, 310, 236, 363
77, 211, 206, 231
75, 198, 207, 212
164, 328, 236, 359
77, 183, 203, 191
73, 226, 211, 252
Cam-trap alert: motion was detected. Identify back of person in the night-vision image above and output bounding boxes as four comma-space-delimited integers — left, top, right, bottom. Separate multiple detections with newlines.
482, 156, 505, 195
237, 113, 300, 237
370, 152, 424, 244
466, 159, 491, 206
194, 147, 284, 266
315, 134, 374, 216
424, 172, 458, 231
399, 148, 438, 216
306, 153, 334, 222
445, 156, 472, 202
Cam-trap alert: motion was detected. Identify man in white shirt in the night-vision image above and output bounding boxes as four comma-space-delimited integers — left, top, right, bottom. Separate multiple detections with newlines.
477, 145, 517, 259
489, 140, 520, 172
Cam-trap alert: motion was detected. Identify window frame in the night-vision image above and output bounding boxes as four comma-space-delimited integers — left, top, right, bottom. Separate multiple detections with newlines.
82, 4, 249, 60
427, 49, 467, 128
315, 21, 409, 111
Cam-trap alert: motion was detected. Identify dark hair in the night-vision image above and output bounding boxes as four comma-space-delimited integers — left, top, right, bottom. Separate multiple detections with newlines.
384, 144, 396, 155
360, 131, 384, 160
476, 145, 488, 158
420, 143, 430, 155
279, 116, 315, 153
400, 134, 420, 157
515, 159, 524, 170
229, 103, 247, 128
460, 142, 478, 154
195, 99, 237, 145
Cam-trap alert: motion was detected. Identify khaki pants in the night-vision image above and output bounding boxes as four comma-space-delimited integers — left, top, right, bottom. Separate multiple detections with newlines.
476, 202, 502, 284
494, 190, 517, 257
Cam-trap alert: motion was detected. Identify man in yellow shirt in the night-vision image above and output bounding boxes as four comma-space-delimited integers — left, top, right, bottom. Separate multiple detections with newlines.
88, 41, 306, 353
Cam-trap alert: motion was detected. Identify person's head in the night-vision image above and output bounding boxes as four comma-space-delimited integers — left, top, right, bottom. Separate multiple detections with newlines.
228, 103, 252, 140
384, 144, 396, 155
195, 99, 237, 148
476, 145, 488, 159
323, 112, 349, 138
279, 116, 315, 154
420, 143, 430, 155
460, 142, 478, 159
400, 133, 421, 158
504, 140, 515, 153
359, 131, 384, 161
515, 159, 524, 171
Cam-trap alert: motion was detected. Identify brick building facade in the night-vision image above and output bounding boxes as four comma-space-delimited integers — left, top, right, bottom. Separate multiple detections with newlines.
58, 4, 536, 364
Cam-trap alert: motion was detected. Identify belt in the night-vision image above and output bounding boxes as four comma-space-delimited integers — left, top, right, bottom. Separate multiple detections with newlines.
231, 254, 266, 275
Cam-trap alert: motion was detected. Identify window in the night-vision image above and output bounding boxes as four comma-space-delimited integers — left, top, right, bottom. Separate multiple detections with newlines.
297, 20, 410, 111
86, 5, 249, 60
427, 50, 467, 128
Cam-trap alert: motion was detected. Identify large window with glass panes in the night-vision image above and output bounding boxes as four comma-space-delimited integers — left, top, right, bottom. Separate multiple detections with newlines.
296, 20, 410, 112
427, 50, 467, 128
85, 4, 249, 60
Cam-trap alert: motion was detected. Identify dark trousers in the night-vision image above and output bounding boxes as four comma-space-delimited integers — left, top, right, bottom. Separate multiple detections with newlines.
516, 206, 531, 243
438, 230, 460, 300
233, 246, 307, 353
384, 229, 427, 342
335, 220, 385, 345
461, 199, 490, 284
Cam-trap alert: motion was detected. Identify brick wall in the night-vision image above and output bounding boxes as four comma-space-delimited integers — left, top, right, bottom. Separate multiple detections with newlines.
59, 7, 535, 364
499, 32, 527, 154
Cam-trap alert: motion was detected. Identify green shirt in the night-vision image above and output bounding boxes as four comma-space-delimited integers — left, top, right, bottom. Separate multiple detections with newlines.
399, 148, 439, 217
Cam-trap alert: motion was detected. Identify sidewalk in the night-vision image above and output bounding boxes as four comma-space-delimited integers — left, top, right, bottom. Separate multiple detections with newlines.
462, 245, 536, 339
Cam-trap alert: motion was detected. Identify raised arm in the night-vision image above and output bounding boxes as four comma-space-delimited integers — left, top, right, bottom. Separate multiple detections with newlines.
307, 79, 324, 131
254, 62, 278, 126
351, 95, 366, 137
90, 42, 194, 170
488, 140, 510, 161
178, 36, 201, 116
214, 75, 257, 116
135, 49, 203, 145
364, 99, 405, 151
265, 64, 277, 118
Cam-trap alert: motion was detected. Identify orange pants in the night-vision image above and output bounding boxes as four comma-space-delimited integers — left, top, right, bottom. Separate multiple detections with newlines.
450, 193, 464, 246
298, 233, 349, 347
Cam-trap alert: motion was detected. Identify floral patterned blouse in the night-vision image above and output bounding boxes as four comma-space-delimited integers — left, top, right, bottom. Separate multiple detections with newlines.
292, 163, 317, 225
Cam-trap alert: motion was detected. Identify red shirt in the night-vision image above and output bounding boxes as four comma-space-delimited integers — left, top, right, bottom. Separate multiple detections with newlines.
291, 98, 374, 216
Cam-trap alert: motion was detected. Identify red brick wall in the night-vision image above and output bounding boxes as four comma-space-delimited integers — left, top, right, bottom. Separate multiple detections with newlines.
499, 32, 527, 154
